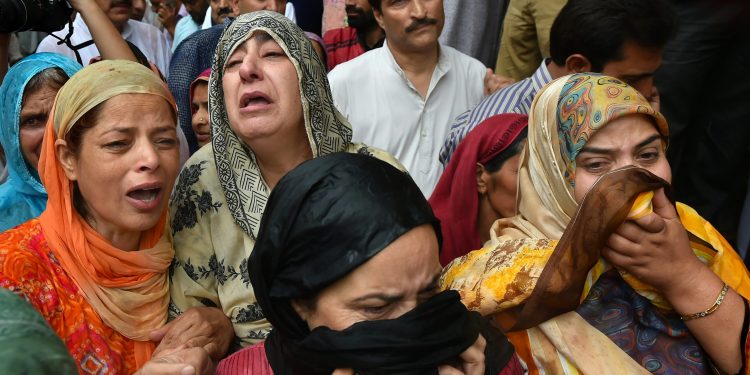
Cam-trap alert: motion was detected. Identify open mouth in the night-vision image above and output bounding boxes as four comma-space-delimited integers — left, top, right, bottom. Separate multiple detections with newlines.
126, 187, 161, 202
240, 91, 272, 110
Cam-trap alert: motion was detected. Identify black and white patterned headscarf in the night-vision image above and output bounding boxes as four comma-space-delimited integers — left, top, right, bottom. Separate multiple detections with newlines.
209, 11, 353, 239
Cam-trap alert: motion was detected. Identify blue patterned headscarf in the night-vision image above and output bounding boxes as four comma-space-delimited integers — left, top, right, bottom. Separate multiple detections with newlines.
0, 53, 80, 231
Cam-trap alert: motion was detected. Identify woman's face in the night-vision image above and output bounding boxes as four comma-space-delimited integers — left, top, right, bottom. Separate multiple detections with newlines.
480, 153, 521, 219
222, 32, 304, 147
573, 114, 671, 202
294, 225, 442, 331
20, 84, 59, 172
59, 93, 180, 244
191, 81, 211, 148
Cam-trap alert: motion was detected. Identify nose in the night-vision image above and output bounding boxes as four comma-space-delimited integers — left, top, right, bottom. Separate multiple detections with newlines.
135, 140, 160, 172
411, 0, 427, 18
238, 53, 262, 82
218, 0, 230, 9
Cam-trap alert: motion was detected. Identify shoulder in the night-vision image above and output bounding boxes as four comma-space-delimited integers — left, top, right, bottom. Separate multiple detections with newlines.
36, 35, 69, 54
443, 44, 486, 73
328, 48, 380, 81
216, 342, 272, 375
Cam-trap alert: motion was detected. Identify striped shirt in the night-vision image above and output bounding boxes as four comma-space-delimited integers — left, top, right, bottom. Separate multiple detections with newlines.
439, 61, 552, 165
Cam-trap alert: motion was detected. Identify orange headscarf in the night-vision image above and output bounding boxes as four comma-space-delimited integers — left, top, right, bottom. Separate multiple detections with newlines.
37, 60, 177, 367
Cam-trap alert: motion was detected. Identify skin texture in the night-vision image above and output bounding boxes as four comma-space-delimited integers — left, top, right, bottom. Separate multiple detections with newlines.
237, 0, 286, 15
475, 153, 521, 243
222, 32, 310, 188
575, 114, 744, 373
373, 0, 444, 98
94, 0, 132, 30
210, 0, 238, 25
19, 85, 59, 172
130, 0, 146, 20
550, 40, 664, 110
55, 93, 180, 252
191, 82, 210, 148
293, 225, 487, 375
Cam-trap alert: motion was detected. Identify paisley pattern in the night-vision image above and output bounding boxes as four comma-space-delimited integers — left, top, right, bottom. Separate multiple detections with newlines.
577, 270, 708, 375
555, 75, 669, 185
0, 220, 139, 374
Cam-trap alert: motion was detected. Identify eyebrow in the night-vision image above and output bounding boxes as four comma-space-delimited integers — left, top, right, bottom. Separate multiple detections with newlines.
101, 125, 175, 136
351, 273, 441, 304
579, 134, 662, 155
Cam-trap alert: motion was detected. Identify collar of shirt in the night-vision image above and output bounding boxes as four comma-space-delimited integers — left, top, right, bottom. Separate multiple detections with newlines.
381, 39, 452, 100
532, 59, 553, 92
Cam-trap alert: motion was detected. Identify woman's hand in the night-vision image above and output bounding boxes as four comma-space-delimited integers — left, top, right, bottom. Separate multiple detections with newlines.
135, 347, 214, 375
602, 188, 704, 294
438, 334, 486, 375
150, 307, 235, 362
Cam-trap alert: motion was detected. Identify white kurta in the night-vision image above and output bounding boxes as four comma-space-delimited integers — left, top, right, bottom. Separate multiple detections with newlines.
328, 41, 486, 196
37, 14, 172, 77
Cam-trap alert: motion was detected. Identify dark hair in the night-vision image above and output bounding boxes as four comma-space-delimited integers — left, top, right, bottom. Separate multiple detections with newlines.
368, 0, 380, 11
23, 67, 68, 102
482, 128, 528, 173
549, 0, 676, 71
64, 103, 104, 221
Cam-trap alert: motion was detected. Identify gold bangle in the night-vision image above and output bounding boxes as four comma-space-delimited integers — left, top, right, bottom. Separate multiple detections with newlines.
680, 282, 729, 321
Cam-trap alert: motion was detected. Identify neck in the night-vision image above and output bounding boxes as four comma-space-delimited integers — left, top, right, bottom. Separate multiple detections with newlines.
546, 59, 567, 79
357, 24, 384, 49
387, 40, 439, 98
252, 135, 313, 190
90, 219, 142, 251
476, 195, 500, 244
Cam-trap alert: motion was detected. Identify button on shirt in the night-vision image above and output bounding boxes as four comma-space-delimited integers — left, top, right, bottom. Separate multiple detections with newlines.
37, 15, 172, 77
328, 41, 486, 196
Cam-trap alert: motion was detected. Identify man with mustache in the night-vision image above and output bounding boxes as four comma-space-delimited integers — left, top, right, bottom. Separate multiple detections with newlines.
328, 0, 492, 197
323, 0, 384, 71
36, 0, 171, 75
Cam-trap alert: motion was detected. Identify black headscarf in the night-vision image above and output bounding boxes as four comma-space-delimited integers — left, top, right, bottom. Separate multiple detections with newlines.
249, 153, 515, 375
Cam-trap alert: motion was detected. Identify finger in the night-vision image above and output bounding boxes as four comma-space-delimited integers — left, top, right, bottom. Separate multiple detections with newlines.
331, 369, 355, 375
137, 362, 196, 375
459, 335, 486, 366
605, 231, 639, 258
612, 221, 645, 243
631, 212, 666, 234
651, 188, 678, 220
601, 245, 637, 269
150, 319, 176, 343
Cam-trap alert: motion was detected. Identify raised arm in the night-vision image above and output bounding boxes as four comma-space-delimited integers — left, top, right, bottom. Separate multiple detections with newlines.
69, 0, 136, 61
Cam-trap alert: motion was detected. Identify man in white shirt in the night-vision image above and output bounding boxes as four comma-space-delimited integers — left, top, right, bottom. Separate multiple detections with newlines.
328, 0, 487, 197
37, 0, 171, 76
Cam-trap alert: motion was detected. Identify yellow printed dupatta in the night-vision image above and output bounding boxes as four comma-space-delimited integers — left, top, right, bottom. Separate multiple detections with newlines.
441, 74, 750, 374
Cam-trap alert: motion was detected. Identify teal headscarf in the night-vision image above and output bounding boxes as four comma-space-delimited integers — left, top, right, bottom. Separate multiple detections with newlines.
0, 53, 80, 231
0, 289, 77, 374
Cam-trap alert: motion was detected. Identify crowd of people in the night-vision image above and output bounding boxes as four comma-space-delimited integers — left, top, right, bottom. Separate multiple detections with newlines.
0, 0, 748, 374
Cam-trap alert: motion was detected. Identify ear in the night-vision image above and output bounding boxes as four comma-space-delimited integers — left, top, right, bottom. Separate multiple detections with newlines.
476, 163, 489, 194
290, 299, 312, 322
373, 8, 386, 30
55, 139, 78, 182
564, 54, 592, 74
